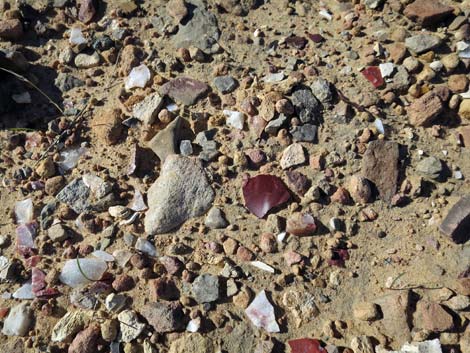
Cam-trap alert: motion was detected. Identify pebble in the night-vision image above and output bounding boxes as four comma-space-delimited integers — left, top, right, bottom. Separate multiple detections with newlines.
286, 212, 317, 236
214, 75, 238, 94
416, 156, 442, 179
51, 310, 88, 342
291, 89, 321, 124
353, 302, 379, 321
439, 195, 470, 243
74, 52, 100, 69
351, 336, 374, 353
132, 92, 164, 125
280, 143, 306, 169
160, 77, 210, 106
141, 301, 184, 332
408, 90, 444, 127
404, 0, 454, 27
192, 274, 220, 303
68, 325, 100, 353
413, 301, 454, 332
125, 64, 151, 90
118, 310, 146, 342
204, 207, 228, 229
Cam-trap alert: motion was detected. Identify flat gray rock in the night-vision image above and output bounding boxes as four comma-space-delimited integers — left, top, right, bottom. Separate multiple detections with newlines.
405, 34, 442, 54
160, 77, 210, 106
144, 155, 215, 234
56, 178, 91, 214
173, 2, 220, 54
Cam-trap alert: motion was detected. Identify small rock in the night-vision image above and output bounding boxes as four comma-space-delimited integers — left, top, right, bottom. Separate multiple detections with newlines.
286, 212, 317, 236
348, 175, 371, 204
36, 157, 56, 178
459, 99, 470, 120
160, 77, 210, 106
204, 207, 228, 229
118, 310, 146, 342
310, 78, 332, 103
413, 301, 454, 332
290, 124, 317, 142
56, 178, 91, 214
353, 302, 379, 321
52, 310, 88, 342
404, 0, 454, 27
125, 64, 151, 90
192, 274, 219, 303
149, 277, 179, 301
214, 75, 238, 94
444, 295, 470, 311
361, 140, 400, 203
439, 195, 470, 243
132, 92, 164, 125
280, 143, 306, 169
141, 301, 184, 333
169, 334, 215, 353
407, 91, 444, 127
2, 303, 32, 336
74, 52, 100, 69
405, 34, 442, 54
92, 108, 123, 145
167, 0, 188, 23
68, 325, 100, 353
112, 274, 134, 292
148, 116, 181, 162
416, 156, 442, 179
78, 0, 97, 24
291, 89, 321, 124
48, 224, 70, 242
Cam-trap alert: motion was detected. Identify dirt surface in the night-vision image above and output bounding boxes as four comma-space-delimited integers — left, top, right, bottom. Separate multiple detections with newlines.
1, 0, 470, 353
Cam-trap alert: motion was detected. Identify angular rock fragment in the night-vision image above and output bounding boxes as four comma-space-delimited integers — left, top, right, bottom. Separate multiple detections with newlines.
288, 338, 326, 353
361, 140, 400, 203
404, 0, 454, 27
286, 212, 317, 236
191, 274, 219, 303
405, 34, 442, 54
132, 92, 164, 125
78, 0, 97, 24
2, 303, 32, 337
160, 77, 210, 106
374, 290, 411, 344
440, 195, 470, 243
144, 155, 214, 234
118, 310, 146, 342
56, 178, 91, 214
407, 91, 444, 127
280, 143, 306, 169
413, 301, 454, 332
141, 301, 184, 333
148, 116, 182, 162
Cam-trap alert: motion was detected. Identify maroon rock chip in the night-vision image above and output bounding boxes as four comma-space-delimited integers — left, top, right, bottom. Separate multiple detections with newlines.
362, 67, 384, 88
78, 0, 97, 24
285, 36, 308, 50
160, 77, 210, 106
439, 195, 470, 243
404, 0, 454, 27
242, 174, 290, 218
288, 338, 326, 353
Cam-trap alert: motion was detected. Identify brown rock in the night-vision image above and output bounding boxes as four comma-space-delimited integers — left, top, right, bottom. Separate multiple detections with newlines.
459, 126, 470, 147
68, 325, 100, 353
167, 0, 188, 23
223, 238, 238, 255
259, 92, 283, 122
160, 77, 210, 106
330, 187, 351, 205
149, 277, 180, 301
454, 278, 470, 296
387, 43, 407, 64
118, 45, 141, 77
348, 175, 371, 204
459, 99, 470, 120
361, 140, 400, 203
286, 212, 317, 236
285, 170, 309, 196
78, 0, 96, 24
439, 195, 470, 243
112, 274, 134, 292
413, 301, 454, 332
374, 290, 412, 345
404, 0, 454, 27
259, 233, 277, 253
407, 91, 444, 127
93, 108, 123, 145
448, 74, 469, 93
36, 157, 56, 178
159, 256, 183, 275
236, 246, 255, 261
353, 302, 379, 321
141, 301, 184, 333
0, 19, 23, 40
45, 176, 66, 196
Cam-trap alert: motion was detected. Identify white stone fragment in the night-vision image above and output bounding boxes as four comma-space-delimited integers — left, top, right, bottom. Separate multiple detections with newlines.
429, 61, 443, 72
57, 147, 87, 172
379, 63, 394, 78
15, 198, 33, 224
376, 339, 442, 353
125, 64, 151, 90
118, 310, 146, 342
250, 261, 275, 273
13, 281, 34, 300
374, 119, 385, 135
2, 303, 32, 336
135, 237, 157, 257
245, 290, 280, 333
319, 9, 333, 21
69, 27, 87, 46
223, 110, 245, 130
186, 317, 201, 332
59, 258, 107, 288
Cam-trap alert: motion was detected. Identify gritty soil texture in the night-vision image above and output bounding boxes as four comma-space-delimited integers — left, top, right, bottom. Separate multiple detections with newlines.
2, 0, 470, 353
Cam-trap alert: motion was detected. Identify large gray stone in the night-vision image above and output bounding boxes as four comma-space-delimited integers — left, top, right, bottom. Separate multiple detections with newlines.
144, 155, 215, 234
173, 1, 220, 54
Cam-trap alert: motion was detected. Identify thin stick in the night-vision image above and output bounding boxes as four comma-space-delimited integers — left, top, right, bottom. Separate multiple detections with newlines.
0, 67, 64, 115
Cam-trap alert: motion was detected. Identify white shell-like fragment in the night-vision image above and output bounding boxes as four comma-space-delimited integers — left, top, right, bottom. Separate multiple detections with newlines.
245, 290, 280, 333
13, 281, 34, 300
135, 237, 157, 257
125, 64, 151, 90
277, 232, 287, 243
129, 189, 148, 212
57, 147, 87, 172
250, 261, 275, 273
112, 250, 133, 267
376, 339, 442, 353
223, 110, 245, 130
375, 119, 385, 135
